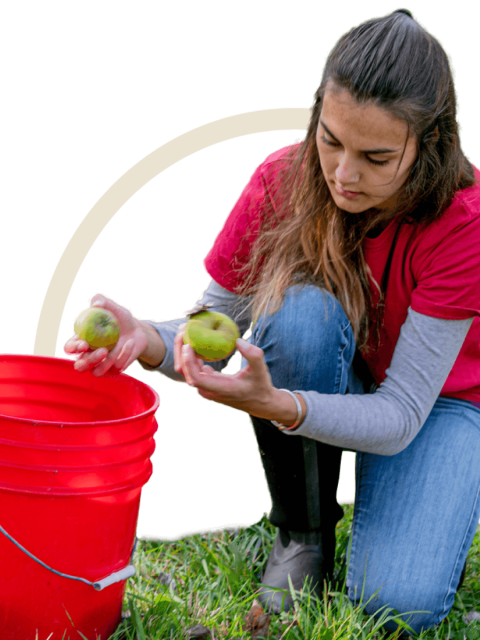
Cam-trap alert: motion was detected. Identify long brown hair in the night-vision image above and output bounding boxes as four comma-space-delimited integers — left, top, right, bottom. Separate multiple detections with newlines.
234, 9, 475, 349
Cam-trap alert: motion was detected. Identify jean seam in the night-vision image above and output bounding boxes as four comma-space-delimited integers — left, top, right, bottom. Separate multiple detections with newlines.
344, 321, 354, 392
334, 321, 354, 395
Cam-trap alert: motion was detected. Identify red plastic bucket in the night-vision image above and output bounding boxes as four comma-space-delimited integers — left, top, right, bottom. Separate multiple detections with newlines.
0, 355, 159, 639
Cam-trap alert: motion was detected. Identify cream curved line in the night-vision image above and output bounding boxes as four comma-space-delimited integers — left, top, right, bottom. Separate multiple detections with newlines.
34, 108, 310, 356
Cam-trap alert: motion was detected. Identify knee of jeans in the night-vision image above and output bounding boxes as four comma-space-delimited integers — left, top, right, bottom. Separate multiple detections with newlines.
252, 284, 355, 361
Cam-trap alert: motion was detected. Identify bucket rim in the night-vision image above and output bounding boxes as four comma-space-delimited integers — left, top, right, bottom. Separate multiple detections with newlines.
0, 354, 160, 426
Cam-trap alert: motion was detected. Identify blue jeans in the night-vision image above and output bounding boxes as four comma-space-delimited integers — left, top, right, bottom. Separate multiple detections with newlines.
242, 284, 480, 635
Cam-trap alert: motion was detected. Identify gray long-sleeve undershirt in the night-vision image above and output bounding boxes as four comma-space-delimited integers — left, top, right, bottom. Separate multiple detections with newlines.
140, 280, 473, 456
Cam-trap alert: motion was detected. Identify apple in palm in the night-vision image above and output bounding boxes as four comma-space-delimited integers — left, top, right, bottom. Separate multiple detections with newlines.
183, 311, 240, 362
74, 307, 120, 351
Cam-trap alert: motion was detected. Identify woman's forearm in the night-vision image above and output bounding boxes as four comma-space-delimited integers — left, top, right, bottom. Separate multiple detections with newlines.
137, 321, 167, 368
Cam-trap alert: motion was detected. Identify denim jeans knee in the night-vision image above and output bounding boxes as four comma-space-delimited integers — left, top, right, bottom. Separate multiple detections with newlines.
243, 284, 357, 395
347, 398, 480, 635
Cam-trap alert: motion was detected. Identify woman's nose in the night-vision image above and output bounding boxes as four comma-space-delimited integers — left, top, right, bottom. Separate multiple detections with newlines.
335, 155, 359, 184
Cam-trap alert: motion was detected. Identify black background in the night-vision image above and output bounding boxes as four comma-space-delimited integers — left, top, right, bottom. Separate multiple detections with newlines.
5, 10, 477, 536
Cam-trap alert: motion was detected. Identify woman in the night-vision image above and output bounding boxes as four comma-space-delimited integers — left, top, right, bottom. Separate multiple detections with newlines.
65, 9, 480, 635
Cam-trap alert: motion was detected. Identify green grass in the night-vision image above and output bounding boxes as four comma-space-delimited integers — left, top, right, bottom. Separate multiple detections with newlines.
110, 505, 480, 639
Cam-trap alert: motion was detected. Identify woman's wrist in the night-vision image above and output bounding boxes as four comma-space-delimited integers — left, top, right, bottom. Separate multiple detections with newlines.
270, 388, 307, 430
137, 321, 166, 368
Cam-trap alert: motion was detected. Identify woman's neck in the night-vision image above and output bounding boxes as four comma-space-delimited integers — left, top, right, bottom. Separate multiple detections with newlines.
366, 220, 390, 238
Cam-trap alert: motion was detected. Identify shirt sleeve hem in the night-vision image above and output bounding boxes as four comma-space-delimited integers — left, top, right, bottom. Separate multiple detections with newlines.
410, 301, 479, 320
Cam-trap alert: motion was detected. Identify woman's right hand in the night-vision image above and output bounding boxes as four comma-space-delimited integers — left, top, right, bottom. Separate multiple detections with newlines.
64, 294, 149, 377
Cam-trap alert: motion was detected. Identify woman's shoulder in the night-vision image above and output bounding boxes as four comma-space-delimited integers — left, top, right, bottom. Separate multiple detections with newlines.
407, 165, 480, 266
417, 165, 480, 238
450, 165, 480, 217
446, 164, 480, 225
257, 143, 302, 176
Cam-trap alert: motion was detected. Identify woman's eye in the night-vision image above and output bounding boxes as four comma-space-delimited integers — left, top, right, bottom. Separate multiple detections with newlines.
321, 135, 390, 166
321, 135, 339, 147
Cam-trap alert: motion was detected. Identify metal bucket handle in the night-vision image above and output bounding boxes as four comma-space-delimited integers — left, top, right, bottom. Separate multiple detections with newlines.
0, 522, 136, 591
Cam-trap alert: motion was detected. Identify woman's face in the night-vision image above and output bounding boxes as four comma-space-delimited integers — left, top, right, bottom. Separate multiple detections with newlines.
317, 85, 418, 214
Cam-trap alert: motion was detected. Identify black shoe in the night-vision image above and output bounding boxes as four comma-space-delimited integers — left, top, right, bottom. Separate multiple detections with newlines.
258, 528, 325, 613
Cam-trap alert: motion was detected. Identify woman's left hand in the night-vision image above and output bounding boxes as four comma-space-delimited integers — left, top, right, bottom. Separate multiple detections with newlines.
173, 325, 277, 418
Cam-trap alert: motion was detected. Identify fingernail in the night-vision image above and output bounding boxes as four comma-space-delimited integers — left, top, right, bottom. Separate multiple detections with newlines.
93, 297, 105, 307
237, 338, 250, 351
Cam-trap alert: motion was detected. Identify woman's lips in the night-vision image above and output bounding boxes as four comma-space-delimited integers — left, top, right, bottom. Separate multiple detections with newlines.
335, 184, 362, 199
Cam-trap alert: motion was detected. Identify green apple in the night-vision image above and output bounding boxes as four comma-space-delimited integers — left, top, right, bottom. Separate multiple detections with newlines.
183, 311, 240, 362
74, 307, 120, 351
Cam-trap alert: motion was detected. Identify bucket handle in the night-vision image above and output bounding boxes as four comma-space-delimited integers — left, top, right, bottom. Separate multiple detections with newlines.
0, 522, 136, 591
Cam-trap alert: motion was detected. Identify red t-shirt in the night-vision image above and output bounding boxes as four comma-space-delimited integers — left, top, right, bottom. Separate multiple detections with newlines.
204, 146, 480, 403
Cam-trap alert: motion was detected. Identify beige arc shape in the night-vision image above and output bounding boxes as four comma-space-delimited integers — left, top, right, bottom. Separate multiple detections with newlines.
34, 108, 310, 357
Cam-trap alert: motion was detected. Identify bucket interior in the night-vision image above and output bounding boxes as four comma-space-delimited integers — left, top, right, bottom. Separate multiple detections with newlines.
0, 355, 158, 424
